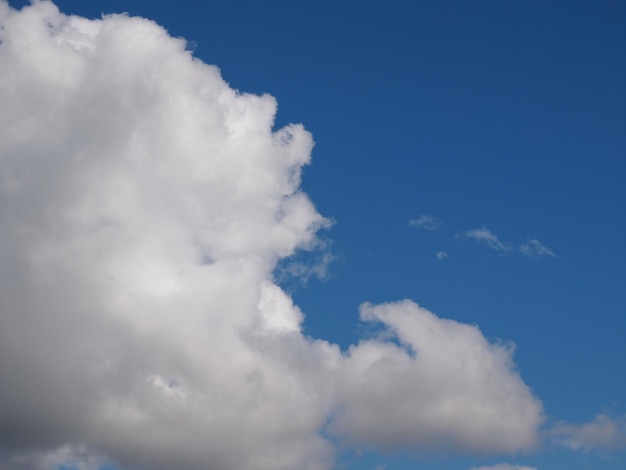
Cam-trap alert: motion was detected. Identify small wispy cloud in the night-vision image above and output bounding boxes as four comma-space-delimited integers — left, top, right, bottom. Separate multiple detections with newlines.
547, 414, 626, 452
465, 227, 509, 252
278, 251, 335, 284
412, 220, 555, 262
469, 464, 537, 470
464, 229, 556, 259
409, 214, 441, 231
520, 239, 556, 258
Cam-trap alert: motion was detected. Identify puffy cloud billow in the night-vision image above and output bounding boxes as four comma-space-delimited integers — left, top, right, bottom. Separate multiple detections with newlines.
0, 2, 543, 469
334, 301, 541, 454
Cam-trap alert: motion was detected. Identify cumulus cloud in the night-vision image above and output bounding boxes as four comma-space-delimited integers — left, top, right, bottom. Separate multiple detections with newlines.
409, 214, 441, 231
465, 227, 510, 252
332, 301, 543, 454
519, 239, 555, 258
436, 250, 448, 260
469, 464, 537, 470
547, 414, 626, 452
0, 2, 543, 469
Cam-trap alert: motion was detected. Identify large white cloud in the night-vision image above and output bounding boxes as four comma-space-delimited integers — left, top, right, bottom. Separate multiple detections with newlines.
0, 2, 543, 469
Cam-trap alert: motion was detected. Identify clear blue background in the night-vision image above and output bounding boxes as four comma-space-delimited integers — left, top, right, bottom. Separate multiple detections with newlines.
8, 1, 625, 469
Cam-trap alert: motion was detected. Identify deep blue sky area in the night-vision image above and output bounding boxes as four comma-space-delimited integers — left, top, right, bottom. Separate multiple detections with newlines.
6, 1, 625, 470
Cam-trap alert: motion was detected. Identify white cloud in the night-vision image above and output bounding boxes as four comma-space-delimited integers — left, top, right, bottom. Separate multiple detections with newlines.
0, 445, 108, 470
469, 464, 537, 470
465, 229, 556, 259
465, 227, 509, 252
548, 414, 626, 452
332, 301, 543, 454
409, 214, 441, 231
0, 2, 543, 469
276, 247, 335, 284
436, 251, 448, 260
519, 239, 556, 257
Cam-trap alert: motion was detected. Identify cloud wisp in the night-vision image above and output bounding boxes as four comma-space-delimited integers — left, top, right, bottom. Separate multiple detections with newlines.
409, 214, 442, 231
0, 2, 543, 470
520, 239, 556, 258
464, 227, 555, 258
547, 414, 626, 452
469, 464, 537, 470
465, 227, 511, 252
333, 301, 542, 454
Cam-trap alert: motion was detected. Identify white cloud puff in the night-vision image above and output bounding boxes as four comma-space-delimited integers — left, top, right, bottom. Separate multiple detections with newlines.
0, 445, 107, 470
465, 229, 556, 259
0, 2, 543, 469
548, 414, 626, 452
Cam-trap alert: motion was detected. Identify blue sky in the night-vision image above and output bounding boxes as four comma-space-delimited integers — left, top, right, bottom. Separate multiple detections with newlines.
1, 1, 624, 470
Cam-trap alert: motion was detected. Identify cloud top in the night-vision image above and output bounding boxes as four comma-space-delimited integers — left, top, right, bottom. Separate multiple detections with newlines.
0, 2, 543, 469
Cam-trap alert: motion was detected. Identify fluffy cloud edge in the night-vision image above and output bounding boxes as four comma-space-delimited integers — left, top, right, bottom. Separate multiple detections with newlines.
330, 300, 544, 454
